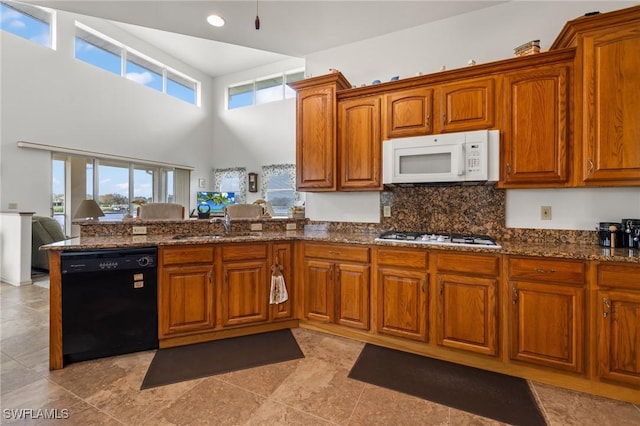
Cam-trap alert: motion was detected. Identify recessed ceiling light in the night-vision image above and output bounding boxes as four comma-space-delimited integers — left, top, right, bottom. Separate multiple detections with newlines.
207, 14, 225, 27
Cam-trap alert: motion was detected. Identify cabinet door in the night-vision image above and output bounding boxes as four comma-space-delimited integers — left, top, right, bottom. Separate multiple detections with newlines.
501, 63, 571, 186
581, 26, 640, 185
598, 290, 640, 386
221, 260, 269, 327
336, 263, 370, 330
338, 96, 382, 190
436, 274, 498, 356
303, 259, 334, 323
377, 267, 428, 341
296, 86, 337, 190
271, 242, 294, 320
159, 265, 214, 338
384, 87, 434, 138
510, 281, 584, 372
439, 77, 495, 133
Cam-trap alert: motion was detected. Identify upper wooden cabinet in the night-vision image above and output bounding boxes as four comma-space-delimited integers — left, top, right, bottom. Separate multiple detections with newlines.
338, 95, 383, 190
499, 56, 574, 188
552, 5, 640, 186
383, 87, 434, 139
290, 73, 351, 191
382, 78, 495, 140
439, 77, 495, 133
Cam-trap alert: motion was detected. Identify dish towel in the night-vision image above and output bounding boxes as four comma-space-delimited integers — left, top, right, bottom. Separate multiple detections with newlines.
269, 265, 288, 304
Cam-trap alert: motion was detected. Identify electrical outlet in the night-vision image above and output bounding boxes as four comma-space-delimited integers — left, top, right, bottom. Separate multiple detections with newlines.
8, 202, 17, 210
250, 223, 263, 231
383, 206, 391, 217
132, 226, 147, 235
286, 223, 297, 230
541, 206, 552, 220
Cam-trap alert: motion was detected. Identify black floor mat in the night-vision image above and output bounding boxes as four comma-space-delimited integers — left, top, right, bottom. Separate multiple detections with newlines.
348, 344, 546, 426
141, 329, 304, 389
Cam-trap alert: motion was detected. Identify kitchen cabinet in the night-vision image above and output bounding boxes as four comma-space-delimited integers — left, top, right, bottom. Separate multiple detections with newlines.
596, 263, 640, 387
338, 95, 382, 190
439, 77, 495, 133
302, 242, 370, 330
158, 246, 215, 338
435, 252, 500, 356
271, 242, 294, 320
290, 73, 352, 191
552, 6, 640, 186
507, 257, 586, 372
499, 58, 573, 187
383, 87, 434, 138
220, 243, 269, 327
375, 247, 429, 341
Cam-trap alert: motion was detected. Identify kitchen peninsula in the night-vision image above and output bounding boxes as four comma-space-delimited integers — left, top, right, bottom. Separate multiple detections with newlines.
43, 217, 640, 405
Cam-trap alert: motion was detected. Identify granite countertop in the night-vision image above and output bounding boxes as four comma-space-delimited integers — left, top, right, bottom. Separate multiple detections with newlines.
42, 230, 640, 263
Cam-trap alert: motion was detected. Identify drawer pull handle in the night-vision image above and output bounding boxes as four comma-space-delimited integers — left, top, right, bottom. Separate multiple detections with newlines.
512, 287, 518, 305
534, 268, 556, 274
328, 250, 341, 256
587, 158, 594, 175
603, 298, 610, 318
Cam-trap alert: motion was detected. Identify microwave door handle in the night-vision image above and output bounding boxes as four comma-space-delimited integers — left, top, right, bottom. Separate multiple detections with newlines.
457, 144, 466, 176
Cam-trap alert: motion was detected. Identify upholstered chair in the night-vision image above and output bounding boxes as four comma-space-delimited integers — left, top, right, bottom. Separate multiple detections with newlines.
136, 203, 185, 219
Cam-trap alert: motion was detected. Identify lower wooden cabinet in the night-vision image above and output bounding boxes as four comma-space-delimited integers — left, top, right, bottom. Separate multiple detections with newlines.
271, 242, 294, 320
597, 263, 640, 386
375, 247, 429, 341
435, 253, 499, 356
158, 246, 215, 338
220, 243, 269, 327
303, 243, 370, 330
507, 256, 585, 372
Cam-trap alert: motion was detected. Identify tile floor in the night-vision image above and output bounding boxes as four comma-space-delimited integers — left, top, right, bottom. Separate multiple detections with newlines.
1, 277, 639, 425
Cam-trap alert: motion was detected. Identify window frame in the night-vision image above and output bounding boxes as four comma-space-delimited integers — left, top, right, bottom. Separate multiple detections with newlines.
74, 22, 200, 106
0, 0, 55, 49
227, 67, 305, 110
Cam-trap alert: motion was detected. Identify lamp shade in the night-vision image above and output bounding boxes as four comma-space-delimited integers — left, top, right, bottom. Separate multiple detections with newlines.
73, 199, 105, 221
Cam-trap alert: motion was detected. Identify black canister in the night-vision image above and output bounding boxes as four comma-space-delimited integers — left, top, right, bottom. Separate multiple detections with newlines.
621, 219, 640, 248
598, 222, 622, 247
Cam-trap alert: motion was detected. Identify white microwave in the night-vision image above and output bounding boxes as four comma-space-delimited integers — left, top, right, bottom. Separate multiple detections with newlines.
382, 130, 500, 185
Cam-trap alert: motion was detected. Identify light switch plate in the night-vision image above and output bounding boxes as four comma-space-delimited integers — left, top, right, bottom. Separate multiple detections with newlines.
286, 223, 297, 230
250, 223, 263, 231
132, 226, 147, 235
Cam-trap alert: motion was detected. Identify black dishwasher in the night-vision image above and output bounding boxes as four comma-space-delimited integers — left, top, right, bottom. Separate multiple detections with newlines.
60, 247, 159, 365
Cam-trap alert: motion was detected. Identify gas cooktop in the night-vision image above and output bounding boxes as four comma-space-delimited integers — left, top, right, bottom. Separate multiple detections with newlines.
375, 231, 501, 249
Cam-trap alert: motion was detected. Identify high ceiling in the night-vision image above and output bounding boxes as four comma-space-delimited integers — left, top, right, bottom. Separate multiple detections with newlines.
22, 1, 505, 77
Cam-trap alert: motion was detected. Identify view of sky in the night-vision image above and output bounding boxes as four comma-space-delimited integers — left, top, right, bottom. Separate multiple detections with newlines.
2, 2, 183, 202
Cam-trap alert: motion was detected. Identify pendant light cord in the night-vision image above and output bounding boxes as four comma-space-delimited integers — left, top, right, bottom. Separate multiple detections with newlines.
255, 0, 260, 30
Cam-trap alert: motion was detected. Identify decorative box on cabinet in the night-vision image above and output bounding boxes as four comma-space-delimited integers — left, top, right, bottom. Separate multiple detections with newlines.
375, 247, 429, 341
507, 257, 586, 373
302, 242, 370, 330
435, 252, 500, 356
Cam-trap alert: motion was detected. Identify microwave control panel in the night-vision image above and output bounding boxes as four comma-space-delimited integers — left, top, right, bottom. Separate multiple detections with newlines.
464, 141, 488, 180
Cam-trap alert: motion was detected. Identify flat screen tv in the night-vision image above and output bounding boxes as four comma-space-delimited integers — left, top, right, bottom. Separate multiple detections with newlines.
196, 192, 235, 214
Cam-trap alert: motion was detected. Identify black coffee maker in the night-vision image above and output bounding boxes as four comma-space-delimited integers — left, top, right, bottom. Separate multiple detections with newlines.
621, 219, 640, 249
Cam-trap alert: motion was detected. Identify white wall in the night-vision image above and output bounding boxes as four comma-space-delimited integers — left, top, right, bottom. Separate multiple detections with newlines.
210, 57, 304, 204
0, 10, 215, 216
299, 0, 640, 227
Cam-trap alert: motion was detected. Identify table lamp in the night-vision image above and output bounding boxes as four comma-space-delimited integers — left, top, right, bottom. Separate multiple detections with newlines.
73, 199, 105, 221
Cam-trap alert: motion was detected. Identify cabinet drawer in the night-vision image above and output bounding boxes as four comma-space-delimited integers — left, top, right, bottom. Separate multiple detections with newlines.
598, 263, 640, 290
304, 243, 369, 263
376, 247, 428, 269
436, 253, 499, 276
222, 243, 268, 261
508, 257, 585, 284
161, 245, 214, 265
